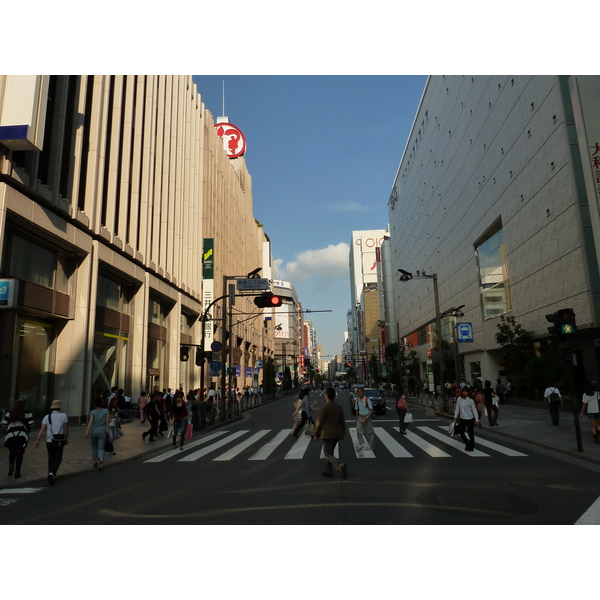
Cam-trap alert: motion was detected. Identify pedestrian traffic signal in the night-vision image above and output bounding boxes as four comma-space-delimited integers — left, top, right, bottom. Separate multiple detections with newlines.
195, 348, 206, 366
546, 308, 576, 338
254, 292, 283, 308
180, 346, 190, 362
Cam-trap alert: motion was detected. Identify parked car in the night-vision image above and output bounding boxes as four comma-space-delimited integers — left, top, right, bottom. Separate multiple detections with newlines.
350, 387, 386, 416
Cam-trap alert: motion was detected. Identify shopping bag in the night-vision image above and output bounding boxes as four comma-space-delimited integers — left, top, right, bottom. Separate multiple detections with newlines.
105, 437, 114, 453
405, 413, 413, 424
185, 423, 193, 440
304, 415, 315, 437
167, 426, 173, 438
447, 421, 455, 436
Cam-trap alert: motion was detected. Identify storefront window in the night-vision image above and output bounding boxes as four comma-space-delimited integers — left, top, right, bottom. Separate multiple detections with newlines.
91, 326, 129, 403
13, 318, 55, 417
146, 337, 165, 393
9, 235, 56, 289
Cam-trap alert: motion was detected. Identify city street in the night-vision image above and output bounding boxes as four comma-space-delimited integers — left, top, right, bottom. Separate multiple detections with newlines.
2, 390, 600, 525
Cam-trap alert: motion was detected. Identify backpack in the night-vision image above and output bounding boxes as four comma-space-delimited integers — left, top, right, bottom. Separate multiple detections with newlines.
549, 389, 560, 402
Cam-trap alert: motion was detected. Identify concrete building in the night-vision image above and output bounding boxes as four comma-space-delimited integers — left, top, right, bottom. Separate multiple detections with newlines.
388, 75, 600, 388
272, 279, 299, 387
0, 75, 274, 421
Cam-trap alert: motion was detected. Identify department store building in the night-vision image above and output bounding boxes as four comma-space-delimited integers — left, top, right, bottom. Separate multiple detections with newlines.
0, 75, 275, 422
388, 75, 600, 387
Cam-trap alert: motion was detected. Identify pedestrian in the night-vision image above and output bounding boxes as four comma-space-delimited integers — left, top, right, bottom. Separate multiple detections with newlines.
474, 388, 485, 422
138, 391, 149, 423
396, 387, 410, 435
292, 388, 310, 438
107, 396, 121, 453
85, 397, 110, 470
482, 380, 498, 426
290, 399, 303, 436
544, 382, 564, 425
2, 398, 34, 478
496, 379, 506, 404
170, 392, 189, 450
354, 386, 375, 451
580, 381, 600, 443
142, 393, 160, 442
35, 399, 69, 486
313, 387, 347, 479
453, 388, 481, 451
505, 380, 512, 401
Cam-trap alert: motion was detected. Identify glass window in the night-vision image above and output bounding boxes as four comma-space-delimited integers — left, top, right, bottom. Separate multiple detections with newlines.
9, 235, 56, 289
475, 227, 511, 320
149, 298, 166, 326
97, 275, 121, 311
91, 326, 129, 403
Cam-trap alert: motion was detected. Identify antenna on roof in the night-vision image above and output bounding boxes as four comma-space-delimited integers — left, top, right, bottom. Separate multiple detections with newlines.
222, 79, 225, 118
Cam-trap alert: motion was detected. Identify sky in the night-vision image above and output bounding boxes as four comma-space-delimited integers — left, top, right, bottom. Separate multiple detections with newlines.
193, 75, 428, 359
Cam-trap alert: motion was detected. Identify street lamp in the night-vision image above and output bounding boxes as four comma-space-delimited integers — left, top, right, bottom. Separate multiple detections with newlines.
398, 269, 443, 405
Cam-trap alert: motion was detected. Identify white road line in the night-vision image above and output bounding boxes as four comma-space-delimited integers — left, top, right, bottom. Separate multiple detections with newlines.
319, 443, 340, 459
395, 427, 451, 457
178, 431, 249, 462
144, 430, 229, 463
418, 426, 489, 456
213, 430, 272, 461
249, 430, 291, 460
375, 428, 413, 457
349, 428, 376, 458
0, 488, 43, 494
575, 494, 600, 524
436, 426, 527, 456
284, 434, 312, 459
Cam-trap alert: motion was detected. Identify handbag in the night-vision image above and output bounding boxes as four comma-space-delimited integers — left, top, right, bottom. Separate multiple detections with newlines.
304, 415, 315, 437
167, 426, 173, 438
447, 421, 455, 436
185, 423, 193, 440
105, 437, 114, 453
405, 413, 413, 424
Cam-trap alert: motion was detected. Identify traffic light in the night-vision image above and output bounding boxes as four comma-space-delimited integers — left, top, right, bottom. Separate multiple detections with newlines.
254, 292, 283, 308
546, 308, 576, 338
180, 346, 190, 362
195, 348, 206, 366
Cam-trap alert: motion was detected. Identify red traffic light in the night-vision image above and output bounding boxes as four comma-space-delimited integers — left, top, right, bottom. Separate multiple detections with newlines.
254, 292, 282, 308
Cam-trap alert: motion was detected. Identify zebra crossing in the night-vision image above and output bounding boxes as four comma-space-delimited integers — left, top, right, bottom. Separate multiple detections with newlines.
144, 424, 527, 464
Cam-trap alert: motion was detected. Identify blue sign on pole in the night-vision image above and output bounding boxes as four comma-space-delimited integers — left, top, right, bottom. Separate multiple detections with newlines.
457, 323, 474, 342
210, 361, 222, 372
0, 279, 17, 308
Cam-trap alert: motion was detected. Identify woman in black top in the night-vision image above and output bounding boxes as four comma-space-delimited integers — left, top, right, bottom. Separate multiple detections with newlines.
170, 392, 190, 450
482, 380, 498, 426
2, 399, 35, 478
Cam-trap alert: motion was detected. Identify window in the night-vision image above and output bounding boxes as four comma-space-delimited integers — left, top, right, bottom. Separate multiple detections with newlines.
9, 235, 56, 289
475, 225, 511, 320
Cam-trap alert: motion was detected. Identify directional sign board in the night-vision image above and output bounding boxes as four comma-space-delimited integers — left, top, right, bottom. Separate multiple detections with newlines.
457, 323, 473, 342
236, 278, 270, 291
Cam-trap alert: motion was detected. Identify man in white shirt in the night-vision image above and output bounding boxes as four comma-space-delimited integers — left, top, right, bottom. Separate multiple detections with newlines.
544, 384, 563, 425
453, 389, 480, 451
354, 387, 375, 451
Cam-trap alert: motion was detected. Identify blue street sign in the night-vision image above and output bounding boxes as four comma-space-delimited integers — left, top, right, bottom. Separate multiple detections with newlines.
457, 323, 473, 342
210, 341, 222, 352
210, 361, 222, 372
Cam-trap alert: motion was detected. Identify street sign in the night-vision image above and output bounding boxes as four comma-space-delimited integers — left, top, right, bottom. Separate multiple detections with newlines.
210, 361, 222, 372
257, 360, 263, 369
457, 323, 474, 342
210, 341, 222, 352
0, 279, 18, 308
236, 278, 270, 291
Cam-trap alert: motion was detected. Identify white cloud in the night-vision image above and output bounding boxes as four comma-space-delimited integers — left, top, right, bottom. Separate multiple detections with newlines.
326, 201, 369, 213
275, 243, 350, 284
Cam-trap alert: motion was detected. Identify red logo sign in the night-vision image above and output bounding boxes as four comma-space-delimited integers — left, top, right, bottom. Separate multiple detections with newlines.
215, 122, 246, 158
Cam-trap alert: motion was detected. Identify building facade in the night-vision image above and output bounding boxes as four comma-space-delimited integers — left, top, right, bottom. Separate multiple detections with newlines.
388, 75, 600, 388
0, 75, 273, 421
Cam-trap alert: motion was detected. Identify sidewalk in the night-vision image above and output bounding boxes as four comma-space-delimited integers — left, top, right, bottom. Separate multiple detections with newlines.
0, 416, 239, 488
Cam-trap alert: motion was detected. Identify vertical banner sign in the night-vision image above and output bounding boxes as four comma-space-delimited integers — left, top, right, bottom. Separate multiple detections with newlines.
203, 239, 214, 347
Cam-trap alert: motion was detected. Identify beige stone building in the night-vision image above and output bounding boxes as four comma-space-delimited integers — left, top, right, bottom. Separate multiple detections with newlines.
0, 75, 275, 421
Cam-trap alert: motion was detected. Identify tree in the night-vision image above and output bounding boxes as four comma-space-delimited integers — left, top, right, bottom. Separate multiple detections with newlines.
263, 358, 277, 394
495, 315, 534, 383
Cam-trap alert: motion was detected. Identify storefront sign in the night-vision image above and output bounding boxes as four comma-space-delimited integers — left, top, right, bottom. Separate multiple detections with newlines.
0, 279, 18, 308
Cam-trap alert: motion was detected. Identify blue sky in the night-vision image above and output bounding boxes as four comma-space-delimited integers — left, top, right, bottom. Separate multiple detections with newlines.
193, 75, 428, 358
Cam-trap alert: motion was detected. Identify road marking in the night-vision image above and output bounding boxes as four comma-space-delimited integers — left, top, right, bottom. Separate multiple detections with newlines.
144, 430, 228, 463
0, 488, 43, 494
0, 499, 18, 506
575, 494, 600, 524
214, 430, 272, 461
375, 428, 413, 457
395, 427, 451, 457
284, 434, 312, 459
437, 426, 527, 456
178, 431, 249, 462
249, 430, 291, 460
319, 444, 340, 459
418, 426, 489, 456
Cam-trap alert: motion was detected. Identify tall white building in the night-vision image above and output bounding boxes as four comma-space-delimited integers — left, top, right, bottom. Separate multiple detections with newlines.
388, 75, 600, 387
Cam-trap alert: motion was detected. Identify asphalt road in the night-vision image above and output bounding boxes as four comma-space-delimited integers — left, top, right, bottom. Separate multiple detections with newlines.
3, 389, 600, 525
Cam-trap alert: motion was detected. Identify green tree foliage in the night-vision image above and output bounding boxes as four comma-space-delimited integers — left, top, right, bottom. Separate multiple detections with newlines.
495, 315, 535, 382
263, 358, 277, 394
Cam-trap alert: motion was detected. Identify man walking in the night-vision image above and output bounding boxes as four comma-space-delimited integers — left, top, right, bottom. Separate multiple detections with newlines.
354, 386, 375, 451
544, 383, 564, 425
313, 387, 347, 479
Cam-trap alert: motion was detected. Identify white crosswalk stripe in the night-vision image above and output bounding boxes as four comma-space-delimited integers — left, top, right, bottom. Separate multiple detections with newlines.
143, 425, 527, 463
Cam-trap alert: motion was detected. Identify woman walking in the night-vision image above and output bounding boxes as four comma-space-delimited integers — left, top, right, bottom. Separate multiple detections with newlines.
35, 399, 69, 486
138, 391, 149, 423
170, 392, 189, 450
2, 398, 34, 478
85, 397, 110, 470
395, 388, 410, 435
580, 381, 600, 444
107, 396, 121, 453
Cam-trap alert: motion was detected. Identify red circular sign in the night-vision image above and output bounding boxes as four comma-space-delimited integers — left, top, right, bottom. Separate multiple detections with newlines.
215, 122, 246, 158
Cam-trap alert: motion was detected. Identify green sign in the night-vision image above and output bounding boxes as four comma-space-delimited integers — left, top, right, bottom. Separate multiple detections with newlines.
203, 239, 214, 279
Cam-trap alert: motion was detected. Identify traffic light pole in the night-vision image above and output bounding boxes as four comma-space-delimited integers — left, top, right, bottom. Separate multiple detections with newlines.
567, 338, 584, 452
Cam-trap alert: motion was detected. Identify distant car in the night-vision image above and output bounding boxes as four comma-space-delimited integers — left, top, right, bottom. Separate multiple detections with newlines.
350, 387, 386, 416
